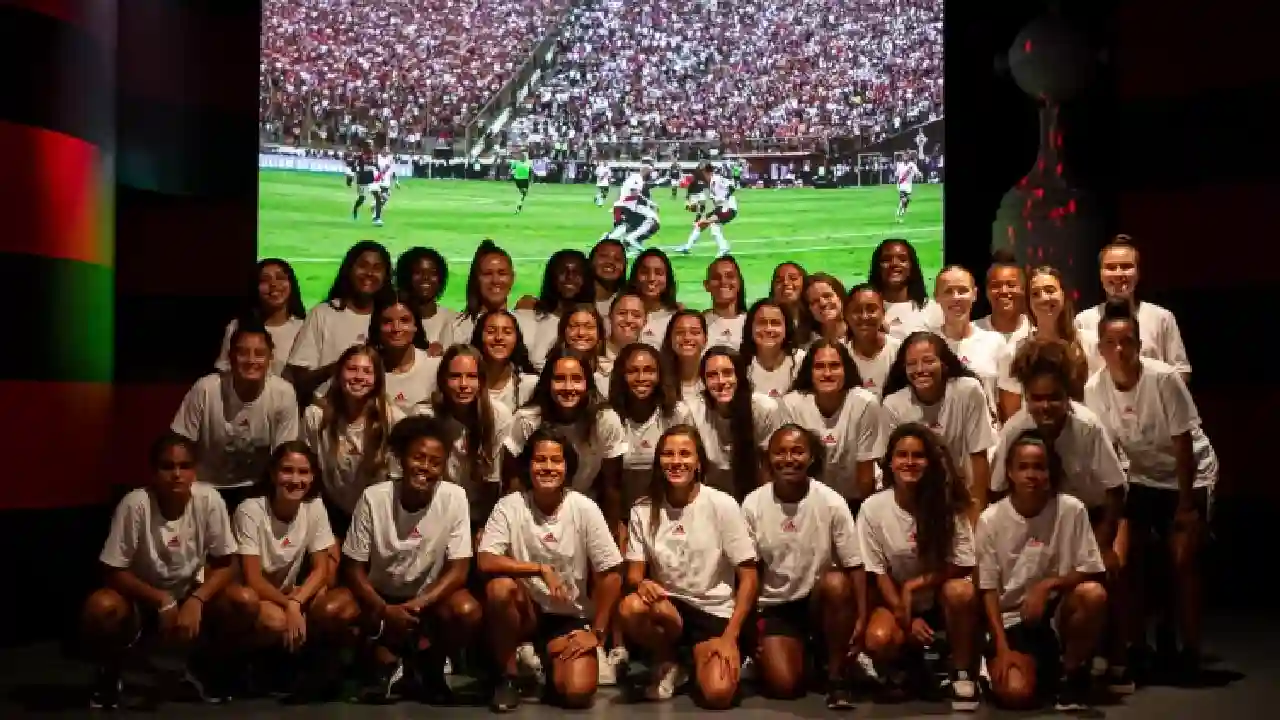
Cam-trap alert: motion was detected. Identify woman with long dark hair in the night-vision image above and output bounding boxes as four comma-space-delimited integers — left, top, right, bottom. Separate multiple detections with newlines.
781, 339, 883, 507
608, 342, 693, 519
769, 261, 808, 339
472, 309, 539, 412
517, 249, 595, 370
215, 258, 306, 376
660, 309, 709, 402
798, 272, 848, 347
844, 284, 902, 399
480, 428, 624, 712
287, 241, 394, 397
452, 240, 517, 347
617, 425, 758, 707
859, 424, 980, 711
627, 248, 679, 348
369, 290, 439, 414
590, 238, 627, 320
557, 303, 611, 391
740, 298, 803, 400
867, 238, 938, 338
394, 246, 455, 354
742, 425, 866, 708
702, 256, 748, 350
602, 292, 646, 376
882, 332, 995, 518
996, 266, 1091, 422
685, 347, 785, 500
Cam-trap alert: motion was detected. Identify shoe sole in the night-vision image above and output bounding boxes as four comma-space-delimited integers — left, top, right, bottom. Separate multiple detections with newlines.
951, 699, 980, 712
1108, 682, 1136, 695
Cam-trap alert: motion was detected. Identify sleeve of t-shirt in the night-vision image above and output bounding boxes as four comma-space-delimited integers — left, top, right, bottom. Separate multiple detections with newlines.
975, 512, 1000, 591
754, 396, 784, 448
1087, 422, 1128, 491
273, 387, 300, 445
214, 319, 236, 372
204, 492, 238, 558
170, 380, 205, 442
996, 342, 1021, 395
341, 492, 374, 562
988, 418, 1022, 494
857, 506, 888, 575
489, 409, 514, 483
582, 499, 625, 572
856, 395, 885, 461
597, 409, 630, 459
446, 490, 473, 560
99, 496, 140, 569
300, 406, 323, 455
715, 493, 757, 566
1157, 370, 1200, 436
503, 410, 538, 456
830, 494, 863, 568
308, 499, 336, 553
950, 514, 977, 568
477, 497, 513, 557
625, 505, 647, 563
960, 382, 997, 454
879, 398, 902, 440
741, 496, 761, 546
1072, 503, 1106, 574
287, 305, 326, 369
1160, 313, 1192, 376
232, 503, 260, 556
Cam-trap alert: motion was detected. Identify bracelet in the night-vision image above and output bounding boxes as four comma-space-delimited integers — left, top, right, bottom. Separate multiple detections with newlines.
159, 599, 178, 613
288, 597, 302, 606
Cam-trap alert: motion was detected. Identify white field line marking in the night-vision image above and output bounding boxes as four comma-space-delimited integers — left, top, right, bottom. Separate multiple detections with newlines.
282, 226, 943, 264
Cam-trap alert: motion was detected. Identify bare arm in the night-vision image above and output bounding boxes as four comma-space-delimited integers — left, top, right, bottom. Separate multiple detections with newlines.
598, 457, 623, 542
103, 566, 171, 609
240, 554, 293, 608
408, 558, 470, 611
722, 563, 758, 641
591, 566, 624, 637
982, 588, 1010, 653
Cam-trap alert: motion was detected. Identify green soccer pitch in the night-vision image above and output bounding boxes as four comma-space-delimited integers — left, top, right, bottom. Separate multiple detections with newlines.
258, 171, 944, 311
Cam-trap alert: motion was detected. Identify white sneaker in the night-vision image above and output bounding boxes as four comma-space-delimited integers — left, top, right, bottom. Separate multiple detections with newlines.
855, 651, 882, 684
515, 642, 544, 684
443, 656, 453, 675
950, 669, 980, 712
597, 646, 630, 686
644, 663, 687, 701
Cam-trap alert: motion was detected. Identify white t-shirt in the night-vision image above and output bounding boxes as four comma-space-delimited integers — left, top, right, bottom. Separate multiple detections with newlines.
100, 483, 237, 599
704, 312, 746, 351
976, 494, 1105, 628
975, 314, 1031, 344
215, 316, 304, 376
638, 308, 674, 349
619, 402, 693, 503
287, 301, 372, 370
781, 389, 886, 500
171, 373, 299, 488
896, 161, 919, 193
413, 402, 513, 519
941, 325, 1006, 418
233, 496, 335, 591
383, 349, 441, 415
996, 330, 1101, 398
848, 336, 901, 399
1083, 358, 1215, 490
748, 351, 803, 400
420, 306, 458, 350
989, 403, 1127, 508
1075, 302, 1191, 377
595, 164, 612, 187
301, 403, 406, 515
505, 407, 629, 493
450, 312, 481, 351
342, 481, 473, 598
513, 309, 560, 371
685, 393, 786, 495
488, 372, 539, 414
881, 376, 997, 486
857, 489, 977, 611
479, 490, 623, 618
742, 480, 862, 606
883, 301, 929, 340
626, 485, 757, 618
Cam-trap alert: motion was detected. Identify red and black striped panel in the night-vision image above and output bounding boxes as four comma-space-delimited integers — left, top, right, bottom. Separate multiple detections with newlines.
1113, 0, 1277, 504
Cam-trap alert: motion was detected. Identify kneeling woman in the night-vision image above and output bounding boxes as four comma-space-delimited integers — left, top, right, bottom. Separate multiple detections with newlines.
741, 426, 867, 708
479, 428, 624, 712
859, 424, 981, 712
978, 432, 1108, 711
81, 434, 247, 708
230, 442, 337, 690
618, 425, 759, 708
312, 417, 482, 704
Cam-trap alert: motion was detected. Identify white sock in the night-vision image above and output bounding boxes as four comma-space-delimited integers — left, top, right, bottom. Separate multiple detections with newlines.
710, 224, 729, 254
685, 227, 701, 248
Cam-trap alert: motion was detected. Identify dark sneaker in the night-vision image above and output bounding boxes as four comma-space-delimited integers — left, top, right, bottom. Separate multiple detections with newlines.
412, 649, 454, 705
1174, 649, 1204, 687
89, 667, 123, 710
360, 661, 405, 705
1107, 663, 1136, 695
950, 669, 980, 712
1053, 669, 1091, 712
881, 668, 909, 702
490, 675, 522, 713
825, 682, 856, 710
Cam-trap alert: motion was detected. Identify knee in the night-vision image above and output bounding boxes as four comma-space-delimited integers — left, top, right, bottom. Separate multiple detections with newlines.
816, 570, 851, 603
557, 672, 598, 710
864, 619, 901, 658
941, 578, 977, 609
258, 603, 289, 636
759, 655, 804, 699
1071, 581, 1108, 612
447, 591, 483, 629
994, 670, 1037, 709
309, 592, 356, 634
222, 584, 261, 616
485, 577, 522, 608
618, 593, 649, 623
696, 674, 738, 710
82, 589, 129, 632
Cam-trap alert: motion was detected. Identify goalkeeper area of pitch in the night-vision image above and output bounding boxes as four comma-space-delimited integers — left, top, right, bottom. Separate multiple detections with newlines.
259, 171, 944, 310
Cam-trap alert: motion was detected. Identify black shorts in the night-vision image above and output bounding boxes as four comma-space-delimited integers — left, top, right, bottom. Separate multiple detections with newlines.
1125, 484, 1209, 540
366, 593, 442, 641
757, 595, 812, 640
533, 611, 591, 649
670, 598, 729, 646
515, 178, 530, 192
714, 208, 737, 225
899, 190, 911, 201
989, 618, 1062, 687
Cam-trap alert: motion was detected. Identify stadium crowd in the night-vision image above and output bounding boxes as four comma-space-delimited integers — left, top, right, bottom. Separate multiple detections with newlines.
260, 0, 573, 149
259, 0, 942, 154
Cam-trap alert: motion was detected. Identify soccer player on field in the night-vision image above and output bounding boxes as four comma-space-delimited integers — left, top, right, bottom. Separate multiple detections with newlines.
600, 159, 667, 256
895, 152, 923, 222
376, 149, 397, 203
676, 162, 737, 257
668, 159, 683, 199
343, 150, 357, 188
594, 161, 612, 207
511, 152, 534, 214
351, 143, 385, 226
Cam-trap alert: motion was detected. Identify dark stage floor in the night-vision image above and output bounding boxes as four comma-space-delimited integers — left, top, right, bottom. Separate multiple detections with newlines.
2, 613, 1272, 719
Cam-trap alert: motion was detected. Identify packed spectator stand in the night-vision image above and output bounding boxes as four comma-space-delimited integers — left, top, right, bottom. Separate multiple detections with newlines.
259, 0, 942, 157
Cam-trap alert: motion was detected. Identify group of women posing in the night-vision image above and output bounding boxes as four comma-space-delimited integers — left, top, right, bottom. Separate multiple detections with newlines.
81, 234, 1214, 715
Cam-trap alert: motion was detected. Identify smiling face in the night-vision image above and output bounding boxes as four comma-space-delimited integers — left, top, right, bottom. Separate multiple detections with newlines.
1024, 373, 1069, 433
609, 295, 645, 345
635, 256, 669, 302
806, 281, 842, 324
986, 265, 1024, 317
564, 310, 599, 353
445, 353, 480, 405
529, 438, 568, 493
402, 436, 447, 492
340, 352, 377, 400
350, 251, 388, 298
258, 263, 292, 313
550, 356, 588, 410
1028, 272, 1065, 326
624, 348, 661, 401
1097, 318, 1141, 372
554, 256, 586, 300
845, 288, 885, 340
272, 451, 315, 503
751, 304, 786, 351
1099, 246, 1139, 301
768, 428, 812, 487
379, 303, 417, 350
772, 263, 804, 305
671, 315, 706, 361
810, 346, 846, 395
481, 312, 517, 362
477, 253, 514, 307
878, 242, 912, 289
592, 243, 624, 285
702, 354, 738, 404
903, 338, 943, 396
889, 434, 928, 486
659, 432, 700, 488
935, 267, 976, 321
705, 259, 742, 308
231, 331, 271, 383
410, 256, 442, 303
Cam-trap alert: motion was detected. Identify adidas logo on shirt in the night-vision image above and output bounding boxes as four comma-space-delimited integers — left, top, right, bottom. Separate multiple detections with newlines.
781, 519, 798, 533
281, 537, 292, 548
769, 389, 780, 398
640, 439, 651, 449
823, 433, 837, 445
542, 532, 557, 544
671, 524, 686, 536
395, 392, 406, 402
864, 379, 877, 388
166, 535, 180, 548
409, 527, 422, 540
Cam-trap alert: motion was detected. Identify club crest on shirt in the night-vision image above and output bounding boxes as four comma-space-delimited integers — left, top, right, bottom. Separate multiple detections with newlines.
238, 417, 250, 427
1122, 406, 1136, 417
781, 518, 798, 533
823, 432, 837, 445
960, 356, 970, 365
907, 530, 917, 546
768, 388, 780, 397
166, 535, 180, 548
929, 422, 944, 432
408, 526, 422, 540
671, 524, 686, 536
541, 532, 557, 544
